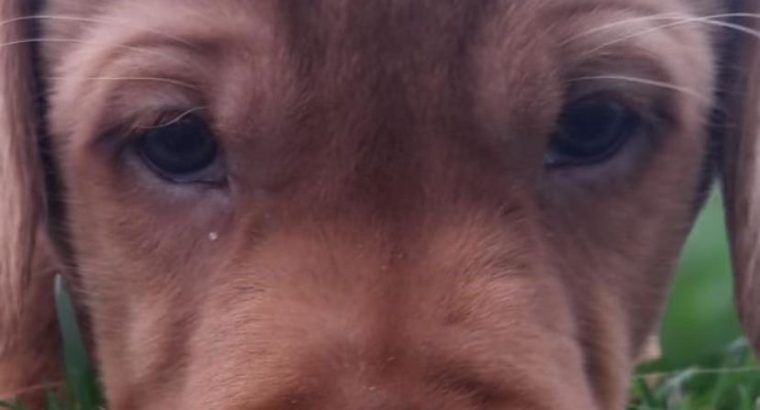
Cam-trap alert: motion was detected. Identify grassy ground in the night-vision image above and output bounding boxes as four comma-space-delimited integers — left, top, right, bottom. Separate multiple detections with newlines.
0, 277, 102, 410
629, 193, 760, 409
1, 193, 757, 410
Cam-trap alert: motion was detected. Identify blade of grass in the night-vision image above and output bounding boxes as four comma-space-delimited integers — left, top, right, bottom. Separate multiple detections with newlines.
0, 400, 25, 410
634, 378, 662, 409
44, 390, 61, 410
54, 275, 103, 410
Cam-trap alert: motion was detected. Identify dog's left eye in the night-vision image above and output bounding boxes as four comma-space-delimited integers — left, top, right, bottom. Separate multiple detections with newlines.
545, 98, 641, 167
136, 115, 223, 184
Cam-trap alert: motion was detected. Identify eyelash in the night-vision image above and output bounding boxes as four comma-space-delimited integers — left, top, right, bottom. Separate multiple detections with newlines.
120, 89, 663, 188
545, 96, 644, 168
131, 113, 226, 185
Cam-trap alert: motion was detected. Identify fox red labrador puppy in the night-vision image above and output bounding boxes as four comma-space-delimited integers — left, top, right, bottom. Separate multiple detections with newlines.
2, 0, 760, 409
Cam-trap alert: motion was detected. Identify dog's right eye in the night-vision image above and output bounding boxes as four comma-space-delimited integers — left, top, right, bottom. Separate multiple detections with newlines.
136, 115, 223, 184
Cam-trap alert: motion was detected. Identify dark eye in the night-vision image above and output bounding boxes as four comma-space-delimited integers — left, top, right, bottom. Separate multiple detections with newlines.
137, 115, 221, 183
545, 99, 641, 167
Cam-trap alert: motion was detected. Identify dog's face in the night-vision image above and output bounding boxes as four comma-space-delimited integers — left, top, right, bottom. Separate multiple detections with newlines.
2, 0, 760, 409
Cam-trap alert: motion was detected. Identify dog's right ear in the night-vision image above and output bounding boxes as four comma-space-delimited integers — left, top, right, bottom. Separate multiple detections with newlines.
717, 0, 760, 352
0, 0, 61, 397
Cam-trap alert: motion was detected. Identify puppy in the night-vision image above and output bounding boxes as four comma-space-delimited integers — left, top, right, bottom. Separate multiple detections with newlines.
1, 0, 759, 409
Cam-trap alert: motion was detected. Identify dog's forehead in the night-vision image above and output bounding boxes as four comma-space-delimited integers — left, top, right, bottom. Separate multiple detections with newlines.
49, 0, 685, 46
43, 0, 712, 208
46, 0, 707, 90
44, 0, 704, 86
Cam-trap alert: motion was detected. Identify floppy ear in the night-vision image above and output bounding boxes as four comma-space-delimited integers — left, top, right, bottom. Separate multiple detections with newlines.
0, 0, 45, 325
717, 0, 760, 351
0, 0, 61, 398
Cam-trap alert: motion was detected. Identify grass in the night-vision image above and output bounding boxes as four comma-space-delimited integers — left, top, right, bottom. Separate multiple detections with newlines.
0, 276, 103, 410
1, 193, 758, 409
630, 338, 760, 409
629, 193, 760, 409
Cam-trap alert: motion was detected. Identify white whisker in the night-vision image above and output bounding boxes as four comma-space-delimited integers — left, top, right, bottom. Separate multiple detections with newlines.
0, 37, 172, 60
559, 13, 689, 46
0, 14, 195, 47
570, 75, 712, 103
138, 106, 207, 129
578, 15, 760, 57
46, 75, 198, 90
565, 12, 760, 45
2, 37, 197, 86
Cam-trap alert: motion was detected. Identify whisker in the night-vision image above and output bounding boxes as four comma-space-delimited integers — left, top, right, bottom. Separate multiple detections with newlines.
0, 37, 173, 60
45, 75, 198, 90
0, 14, 195, 47
569, 75, 712, 103
692, 16, 760, 40
137, 106, 207, 129
4, 37, 200, 88
578, 15, 760, 58
559, 12, 689, 45
564, 12, 760, 45
0, 37, 199, 89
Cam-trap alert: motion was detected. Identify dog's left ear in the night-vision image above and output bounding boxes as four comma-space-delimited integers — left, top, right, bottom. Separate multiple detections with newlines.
717, 0, 760, 351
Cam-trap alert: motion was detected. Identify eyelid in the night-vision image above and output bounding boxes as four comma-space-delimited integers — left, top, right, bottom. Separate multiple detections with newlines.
561, 73, 680, 135
91, 106, 211, 153
135, 106, 209, 131
565, 76, 657, 106
545, 99, 642, 167
134, 112, 227, 186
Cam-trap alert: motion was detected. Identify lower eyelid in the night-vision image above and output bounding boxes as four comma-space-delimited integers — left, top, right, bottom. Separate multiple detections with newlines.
544, 126, 657, 185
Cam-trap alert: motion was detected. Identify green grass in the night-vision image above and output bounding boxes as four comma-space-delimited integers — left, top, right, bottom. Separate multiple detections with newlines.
2, 193, 758, 409
630, 338, 760, 410
0, 276, 103, 410
629, 193, 760, 409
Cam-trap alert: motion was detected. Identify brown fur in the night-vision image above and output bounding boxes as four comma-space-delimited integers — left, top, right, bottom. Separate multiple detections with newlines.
1, 0, 759, 409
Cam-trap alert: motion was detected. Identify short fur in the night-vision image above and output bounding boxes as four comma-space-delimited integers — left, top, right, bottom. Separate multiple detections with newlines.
1, 0, 759, 409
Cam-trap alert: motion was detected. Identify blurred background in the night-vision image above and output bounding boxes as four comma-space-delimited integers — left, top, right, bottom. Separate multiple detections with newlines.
630, 191, 760, 409
657, 191, 738, 368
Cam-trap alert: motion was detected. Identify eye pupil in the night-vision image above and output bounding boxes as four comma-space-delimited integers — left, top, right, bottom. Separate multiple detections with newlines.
547, 99, 639, 167
138, 115, 218, 180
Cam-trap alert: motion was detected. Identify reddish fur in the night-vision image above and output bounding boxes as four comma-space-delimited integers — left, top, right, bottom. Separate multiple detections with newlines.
1, 0, 759, 409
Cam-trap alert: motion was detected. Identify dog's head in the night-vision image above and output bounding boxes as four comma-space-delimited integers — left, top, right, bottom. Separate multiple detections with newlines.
2, 0, 759, 409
